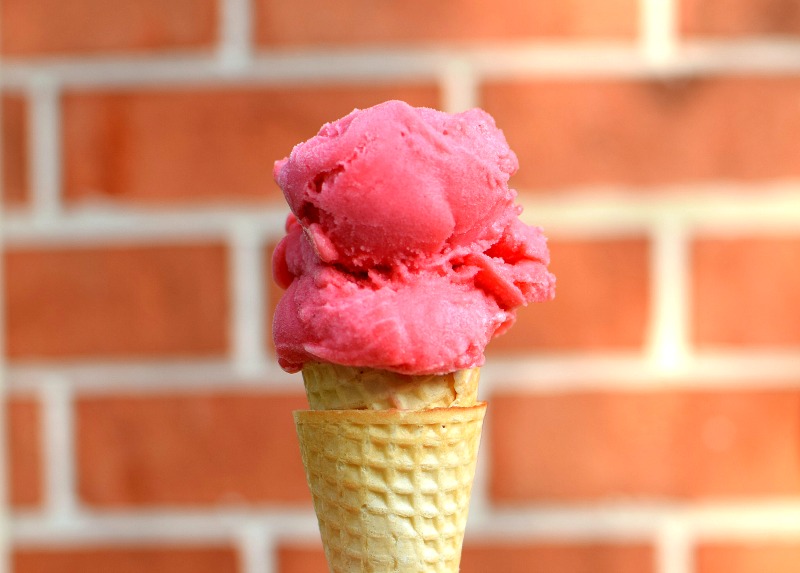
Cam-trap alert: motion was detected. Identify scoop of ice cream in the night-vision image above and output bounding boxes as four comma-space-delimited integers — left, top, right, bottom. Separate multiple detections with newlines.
272, 100, 555, 375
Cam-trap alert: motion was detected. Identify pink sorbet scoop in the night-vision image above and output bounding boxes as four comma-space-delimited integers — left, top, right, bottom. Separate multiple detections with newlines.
272, 100, 555, 375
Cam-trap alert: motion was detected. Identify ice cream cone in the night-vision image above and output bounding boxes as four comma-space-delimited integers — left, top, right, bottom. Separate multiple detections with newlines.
294, 403, 486, 573
295, 364, 485, 571
275, 100, 555, 572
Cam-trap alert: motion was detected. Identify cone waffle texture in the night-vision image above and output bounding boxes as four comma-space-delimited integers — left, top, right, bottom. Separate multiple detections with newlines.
302, 362, 480, 410
294, 404, 487, 573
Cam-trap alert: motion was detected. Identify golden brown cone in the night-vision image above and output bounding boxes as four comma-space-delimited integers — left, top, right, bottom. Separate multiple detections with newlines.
295, 404, 486, 572
295, 364, 485, 572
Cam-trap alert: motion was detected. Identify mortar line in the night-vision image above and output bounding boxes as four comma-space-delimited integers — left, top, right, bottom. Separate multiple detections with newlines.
442, 56, 478, 113
218, 0, 254, 71
646, 217, 691, 375
640, 0, 679, 67
11, 501, 800, 545
39, 377, 79, 522
5, 361, 298, 393
478, 352, 800, 392
11, 510, 319, 545
470, 502, 800, 540
28, 79, 62, 223
238, 521, 273, 573
4, 41, 800, 90
657, 516, 693, 573
518, 185, 800, 237
2, 207, 289, 246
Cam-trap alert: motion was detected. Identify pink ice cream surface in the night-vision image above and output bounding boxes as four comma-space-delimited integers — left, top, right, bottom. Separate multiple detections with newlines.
272, 100, 555, 375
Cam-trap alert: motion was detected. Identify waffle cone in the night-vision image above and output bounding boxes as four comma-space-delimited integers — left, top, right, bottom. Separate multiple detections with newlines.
302, 362, 480, 411
295, 403, 486, 572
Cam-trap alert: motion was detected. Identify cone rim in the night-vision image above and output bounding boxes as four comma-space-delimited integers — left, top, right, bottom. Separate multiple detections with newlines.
294, 402, 487, 425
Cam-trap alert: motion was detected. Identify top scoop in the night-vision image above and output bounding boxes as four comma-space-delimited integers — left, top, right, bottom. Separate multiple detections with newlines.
272, 100, 555, 375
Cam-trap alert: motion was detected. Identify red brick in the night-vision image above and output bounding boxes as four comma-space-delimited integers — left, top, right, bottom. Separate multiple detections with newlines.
488, 238, 650, 354
682, 0, 800, 36
482, 77, 800, 191
13, 546, 238, 573
63, 85, 439, 205
2, 94, 28, 206
277, 542, 654, 573
4, 243, 229, 360
77, 392, 310, 506
255, 0, 637, 47
7, 396, 43, 508
462, 543, 654, 573
696, 542, 800, 573
692, 237, 800, 348
490, 389, 800, 502
277, 544, 327, 572
1, 0, 217, 57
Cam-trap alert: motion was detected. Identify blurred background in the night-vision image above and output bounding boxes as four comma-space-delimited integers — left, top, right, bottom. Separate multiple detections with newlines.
2, 0, 800, 572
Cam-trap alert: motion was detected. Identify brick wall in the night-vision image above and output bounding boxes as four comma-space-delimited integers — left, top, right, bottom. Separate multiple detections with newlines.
2, 1, 800, 572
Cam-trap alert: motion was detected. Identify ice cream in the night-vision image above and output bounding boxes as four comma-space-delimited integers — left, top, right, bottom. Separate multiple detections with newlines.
272, 99, 555, 376
272, 100, 555, 573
